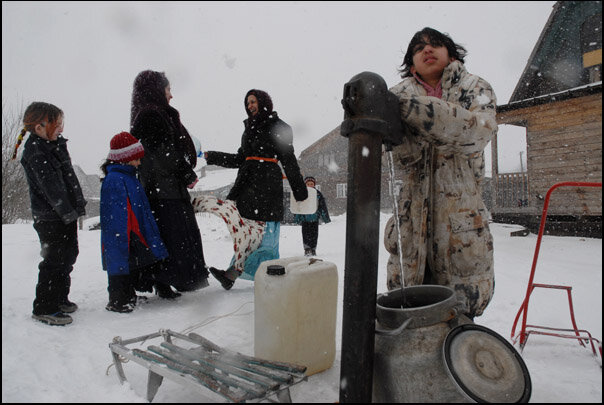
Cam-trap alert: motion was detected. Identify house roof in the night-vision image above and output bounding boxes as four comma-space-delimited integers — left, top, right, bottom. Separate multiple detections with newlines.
498, 81, 602, 113
299, 125, 345, 158
509, 1, 602, 103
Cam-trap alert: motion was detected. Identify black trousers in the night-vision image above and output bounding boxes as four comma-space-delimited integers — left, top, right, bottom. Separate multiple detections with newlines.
106, 261, 162, 301
32, 220, 79, 315
301, 221, 319, 250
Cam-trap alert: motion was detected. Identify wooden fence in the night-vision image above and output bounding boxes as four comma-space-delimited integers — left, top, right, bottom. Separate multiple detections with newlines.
494, 172, 530, 211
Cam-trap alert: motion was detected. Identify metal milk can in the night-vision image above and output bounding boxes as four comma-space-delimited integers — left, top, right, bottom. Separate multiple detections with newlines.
373, 285, 531, 403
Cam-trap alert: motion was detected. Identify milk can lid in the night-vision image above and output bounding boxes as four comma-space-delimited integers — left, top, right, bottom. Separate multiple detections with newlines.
443, 324, 532, 403
266, 265, 285, 276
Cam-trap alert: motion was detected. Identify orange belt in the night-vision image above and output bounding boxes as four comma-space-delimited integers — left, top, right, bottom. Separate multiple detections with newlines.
246, 156, 286, 179
246, 156, 279, 163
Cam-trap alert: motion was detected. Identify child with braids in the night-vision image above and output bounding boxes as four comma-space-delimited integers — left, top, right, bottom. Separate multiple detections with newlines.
13, 102, 87, 326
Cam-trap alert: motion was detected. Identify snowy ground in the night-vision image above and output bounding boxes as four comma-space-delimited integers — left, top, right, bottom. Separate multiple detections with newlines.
2, 212, 602, 403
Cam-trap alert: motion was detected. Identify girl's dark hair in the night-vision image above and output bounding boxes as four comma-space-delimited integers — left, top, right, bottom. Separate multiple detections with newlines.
398, 27, 467, 78
130, 70, 170, 124
244, 89, 273, 123
12, 102, 63, 160
100, 160, 113, 179
100, 159, 123, 181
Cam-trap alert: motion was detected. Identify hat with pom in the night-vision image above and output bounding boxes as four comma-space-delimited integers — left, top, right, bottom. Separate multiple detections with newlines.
107, 131, 144, 163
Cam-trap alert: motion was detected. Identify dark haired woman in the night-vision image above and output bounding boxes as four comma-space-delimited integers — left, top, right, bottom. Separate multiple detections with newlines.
203, 89, 308, 289
384, 27, 497, 319
130, 70, 209, 295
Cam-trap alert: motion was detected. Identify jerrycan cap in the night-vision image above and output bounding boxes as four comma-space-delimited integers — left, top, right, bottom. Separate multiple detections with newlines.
266, 265, 285, 276
443, 323, 532, 403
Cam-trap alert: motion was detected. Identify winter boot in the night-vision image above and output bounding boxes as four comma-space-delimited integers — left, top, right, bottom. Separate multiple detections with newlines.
32, 311, 73, 326
130, 295, 148, 306
59, 300, 78, 313
155, 282, 182, 299
105, 301, 134, 313
106, 275, 135, 313
209, 267, 237, 290
304, 248, 313, 257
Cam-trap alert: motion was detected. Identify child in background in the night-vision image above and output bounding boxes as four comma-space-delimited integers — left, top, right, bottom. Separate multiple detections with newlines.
294, 176, 331, 256
14, 102, 87, 326
100, 132, 169, 313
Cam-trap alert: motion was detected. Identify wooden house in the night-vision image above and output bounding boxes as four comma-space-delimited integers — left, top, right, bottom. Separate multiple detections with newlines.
493, 1, 602, 237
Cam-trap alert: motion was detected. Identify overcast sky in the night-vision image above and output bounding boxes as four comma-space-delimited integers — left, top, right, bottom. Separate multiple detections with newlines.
2, 1, 556, 175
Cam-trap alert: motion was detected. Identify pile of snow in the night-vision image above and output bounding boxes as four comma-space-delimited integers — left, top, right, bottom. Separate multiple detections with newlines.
2, 214, 601, 402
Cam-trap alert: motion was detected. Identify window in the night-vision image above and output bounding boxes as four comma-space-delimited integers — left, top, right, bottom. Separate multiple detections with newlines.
337, 183, 347, 198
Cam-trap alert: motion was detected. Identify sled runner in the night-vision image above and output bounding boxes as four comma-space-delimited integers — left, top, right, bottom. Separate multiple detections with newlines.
109, 329, 307, 402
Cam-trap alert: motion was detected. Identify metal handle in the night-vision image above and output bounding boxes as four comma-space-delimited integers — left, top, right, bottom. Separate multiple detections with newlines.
375, 317, 413, 336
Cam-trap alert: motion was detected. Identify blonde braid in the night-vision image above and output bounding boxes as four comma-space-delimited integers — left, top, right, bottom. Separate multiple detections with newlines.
11, 127, 28, 160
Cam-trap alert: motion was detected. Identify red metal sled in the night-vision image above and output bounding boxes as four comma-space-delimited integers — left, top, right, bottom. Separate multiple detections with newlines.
510, 181, 602, 360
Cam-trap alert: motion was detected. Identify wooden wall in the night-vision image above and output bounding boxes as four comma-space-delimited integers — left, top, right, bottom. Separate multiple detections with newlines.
496, 93, 602, 216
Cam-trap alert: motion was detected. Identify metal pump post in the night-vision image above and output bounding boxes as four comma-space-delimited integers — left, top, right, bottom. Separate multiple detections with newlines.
339, 72, 403, 403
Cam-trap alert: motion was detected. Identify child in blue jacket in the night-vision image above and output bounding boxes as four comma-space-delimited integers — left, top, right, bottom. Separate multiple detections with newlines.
100, 132, 169, 313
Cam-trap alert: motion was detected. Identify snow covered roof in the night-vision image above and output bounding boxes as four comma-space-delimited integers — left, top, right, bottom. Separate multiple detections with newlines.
508, 1, 602, 103
498, 80, 602, 113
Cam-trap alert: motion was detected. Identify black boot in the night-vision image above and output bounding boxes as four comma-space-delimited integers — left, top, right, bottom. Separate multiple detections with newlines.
59, 299, 78, 313
155, 282, 182, 299
209, 267, 235, 290
106, 275, 135, 313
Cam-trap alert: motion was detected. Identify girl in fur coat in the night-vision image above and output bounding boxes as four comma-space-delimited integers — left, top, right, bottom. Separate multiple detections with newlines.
384, 27, 497, 319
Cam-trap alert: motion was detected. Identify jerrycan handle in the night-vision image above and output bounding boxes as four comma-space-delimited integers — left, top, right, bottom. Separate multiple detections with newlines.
375, 317, 413, 336
267, 265, 285, 276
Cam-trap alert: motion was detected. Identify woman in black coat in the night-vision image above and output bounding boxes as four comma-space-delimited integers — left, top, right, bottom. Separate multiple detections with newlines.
204, 89, 308, 289
130, 70, 209, 295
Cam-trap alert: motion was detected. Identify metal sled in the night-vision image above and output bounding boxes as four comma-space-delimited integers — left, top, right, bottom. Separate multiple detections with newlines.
109, 329, 308, 402
511, 181, 602, 361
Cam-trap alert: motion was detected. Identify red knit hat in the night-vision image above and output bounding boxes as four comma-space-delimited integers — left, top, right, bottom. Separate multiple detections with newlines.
107, 132, 144, 163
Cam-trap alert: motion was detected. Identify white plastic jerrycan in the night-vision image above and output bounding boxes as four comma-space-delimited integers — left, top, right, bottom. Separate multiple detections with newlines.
254, 257, 338, 376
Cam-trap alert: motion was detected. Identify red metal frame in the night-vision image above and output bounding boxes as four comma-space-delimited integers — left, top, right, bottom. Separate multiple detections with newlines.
510, 181, 602, 359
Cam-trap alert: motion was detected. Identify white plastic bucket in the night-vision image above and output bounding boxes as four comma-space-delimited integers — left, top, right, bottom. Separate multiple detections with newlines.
290, 187, 318, 215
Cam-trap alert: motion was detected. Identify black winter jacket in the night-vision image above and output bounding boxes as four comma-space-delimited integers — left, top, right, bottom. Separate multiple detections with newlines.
206, 112, 308, 222
131, 108, 198, 200
20, 134, 87, 224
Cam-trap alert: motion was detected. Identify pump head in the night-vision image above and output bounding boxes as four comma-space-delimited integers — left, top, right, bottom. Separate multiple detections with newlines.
340, 71, 403, 151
